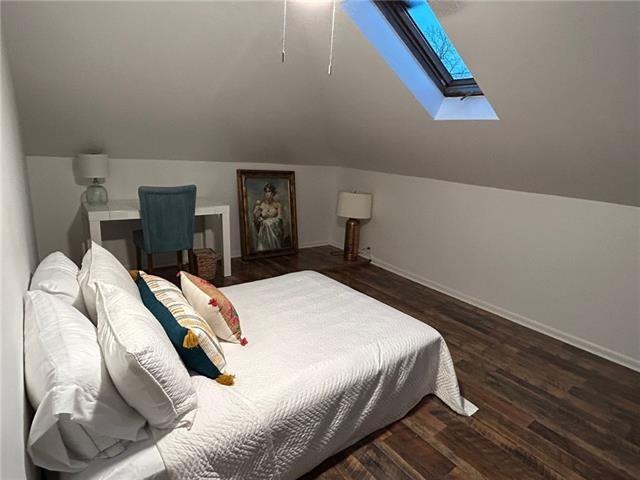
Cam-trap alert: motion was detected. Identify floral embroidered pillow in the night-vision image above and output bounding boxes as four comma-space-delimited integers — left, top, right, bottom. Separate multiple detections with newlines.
179, 272, 247, 345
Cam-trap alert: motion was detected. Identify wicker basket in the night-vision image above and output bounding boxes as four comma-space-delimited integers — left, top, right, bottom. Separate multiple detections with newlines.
190, 248, 218, 281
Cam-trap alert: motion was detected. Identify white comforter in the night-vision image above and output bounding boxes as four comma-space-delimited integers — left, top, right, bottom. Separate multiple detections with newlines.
153, 271, 476, 480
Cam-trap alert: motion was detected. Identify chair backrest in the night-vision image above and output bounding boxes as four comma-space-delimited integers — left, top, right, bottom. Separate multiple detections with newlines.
138, 185, 197, 254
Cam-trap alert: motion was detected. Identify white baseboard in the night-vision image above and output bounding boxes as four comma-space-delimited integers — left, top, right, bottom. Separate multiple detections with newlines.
328, 241, 640, 372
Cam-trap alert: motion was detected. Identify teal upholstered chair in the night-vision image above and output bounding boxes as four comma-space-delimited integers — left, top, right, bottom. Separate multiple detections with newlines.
133, 185, 197, 273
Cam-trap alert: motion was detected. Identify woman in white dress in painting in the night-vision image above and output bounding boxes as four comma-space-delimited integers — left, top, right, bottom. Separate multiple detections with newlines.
253, 183, 284, 251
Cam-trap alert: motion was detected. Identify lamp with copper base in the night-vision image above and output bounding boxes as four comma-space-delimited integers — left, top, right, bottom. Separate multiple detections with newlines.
336, 191, 372, 261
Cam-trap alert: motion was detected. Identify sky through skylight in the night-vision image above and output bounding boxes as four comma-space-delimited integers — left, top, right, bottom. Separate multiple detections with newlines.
406, 1, 473, 80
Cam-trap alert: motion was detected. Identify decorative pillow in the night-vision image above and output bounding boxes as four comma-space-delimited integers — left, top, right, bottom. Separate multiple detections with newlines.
96, 282, 198, 429
78, 241, 142, 323
30, 251, 87, 315
179, 271, 246, 345
135, 271, 233, 385
24, 291, 147, 473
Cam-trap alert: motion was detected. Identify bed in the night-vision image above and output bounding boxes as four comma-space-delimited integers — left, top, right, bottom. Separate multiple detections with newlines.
63, 270, 475, 480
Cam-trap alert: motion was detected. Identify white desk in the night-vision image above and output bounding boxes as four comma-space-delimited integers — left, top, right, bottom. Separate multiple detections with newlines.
82, 198, 232, 277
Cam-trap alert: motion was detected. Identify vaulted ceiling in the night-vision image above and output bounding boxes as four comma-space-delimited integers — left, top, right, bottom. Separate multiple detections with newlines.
2, 1, 638, 206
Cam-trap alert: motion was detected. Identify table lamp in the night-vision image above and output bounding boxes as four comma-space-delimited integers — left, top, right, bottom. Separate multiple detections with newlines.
337, 191, 372, 261
79, 153, 109, 205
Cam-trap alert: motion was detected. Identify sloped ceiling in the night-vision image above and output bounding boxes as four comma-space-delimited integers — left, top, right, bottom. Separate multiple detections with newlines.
2, 1, 638, 206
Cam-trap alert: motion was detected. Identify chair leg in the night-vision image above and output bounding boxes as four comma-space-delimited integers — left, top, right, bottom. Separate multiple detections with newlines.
147, 253, 153, 273
136, 247, 142, 270
187, 249, 195, 274
176, 251, 182, 271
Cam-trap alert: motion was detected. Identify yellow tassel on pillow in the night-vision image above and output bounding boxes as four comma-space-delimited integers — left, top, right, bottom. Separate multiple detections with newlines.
215, 374, 235, 386
129, 269, 139, 281
182, 329, 199, 349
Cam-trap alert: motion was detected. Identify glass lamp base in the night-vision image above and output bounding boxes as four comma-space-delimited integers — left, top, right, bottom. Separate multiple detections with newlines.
86, 183, 109, 205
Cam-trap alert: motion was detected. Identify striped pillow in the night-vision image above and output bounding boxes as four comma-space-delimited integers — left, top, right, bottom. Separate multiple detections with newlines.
135, 271, 233, 385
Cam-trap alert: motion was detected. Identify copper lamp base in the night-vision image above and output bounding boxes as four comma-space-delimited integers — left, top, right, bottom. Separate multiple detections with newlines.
343, 218, 361, 261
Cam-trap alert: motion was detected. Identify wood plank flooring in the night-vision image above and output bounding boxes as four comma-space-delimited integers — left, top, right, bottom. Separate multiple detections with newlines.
165, 246, 640, 479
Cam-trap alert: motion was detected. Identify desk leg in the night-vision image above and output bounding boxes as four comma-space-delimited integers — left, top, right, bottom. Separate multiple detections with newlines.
221, 207, 231, 277
89, 220, 103, 246
202, 216, 214, 252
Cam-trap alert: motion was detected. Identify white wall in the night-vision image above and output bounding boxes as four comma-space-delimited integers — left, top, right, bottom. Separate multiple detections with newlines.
1, 48, 38, 479
333, 168, 640, 371
26, 156, 339, 267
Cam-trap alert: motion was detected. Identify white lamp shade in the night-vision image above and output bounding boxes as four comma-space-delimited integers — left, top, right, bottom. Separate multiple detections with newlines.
336, 191, 372, 219
78, 154, 109, 179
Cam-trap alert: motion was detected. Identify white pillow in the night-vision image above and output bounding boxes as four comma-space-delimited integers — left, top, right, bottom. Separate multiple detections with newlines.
96, 282, 198, 429
30, 251, 87, 315
78, 242, 141, 323
24, 290, 147, 473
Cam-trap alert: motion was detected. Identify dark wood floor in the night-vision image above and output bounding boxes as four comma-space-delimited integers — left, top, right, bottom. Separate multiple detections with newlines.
165, 246, 640, 480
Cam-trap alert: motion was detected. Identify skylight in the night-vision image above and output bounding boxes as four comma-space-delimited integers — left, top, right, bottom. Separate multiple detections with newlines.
342, 0, 497, 120
375, 0, 481, 97
405, 1, 472, 80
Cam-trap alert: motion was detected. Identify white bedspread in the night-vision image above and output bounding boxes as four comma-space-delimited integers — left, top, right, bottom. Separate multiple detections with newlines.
60, 435, 167, 480
153, 271, 476, 480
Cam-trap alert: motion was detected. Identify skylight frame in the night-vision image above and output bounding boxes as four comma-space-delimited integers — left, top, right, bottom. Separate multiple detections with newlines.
375, 0, 482, 98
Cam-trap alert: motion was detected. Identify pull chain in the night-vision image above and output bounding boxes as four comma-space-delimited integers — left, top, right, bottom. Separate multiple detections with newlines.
281, 0, 287, 62
328, 0, 337, 75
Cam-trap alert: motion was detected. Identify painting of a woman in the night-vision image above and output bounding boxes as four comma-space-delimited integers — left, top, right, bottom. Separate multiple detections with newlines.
253, 183, 284, 251
237, 170, 298, 260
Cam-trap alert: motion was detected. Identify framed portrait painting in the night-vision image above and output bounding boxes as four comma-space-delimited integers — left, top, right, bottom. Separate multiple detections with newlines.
237, 170, 298, 260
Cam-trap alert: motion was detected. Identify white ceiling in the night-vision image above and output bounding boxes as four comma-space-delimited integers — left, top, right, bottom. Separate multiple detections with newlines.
2, 1, 638, 206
